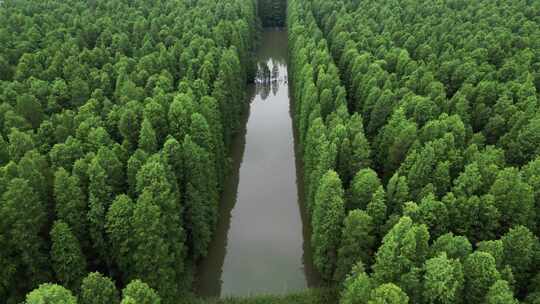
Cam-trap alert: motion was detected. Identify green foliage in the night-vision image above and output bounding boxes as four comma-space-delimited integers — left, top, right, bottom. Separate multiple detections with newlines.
122, 280, 161, 304
340, 263, 372, 304
25, 284, 77, 304
463, 252, 501, 303
53, 168, 87, 247
486, 280, 519, 304
368, 284, 408, 304
335, 210, 374, 281
312, 170, 346, 280
423, 253, 464, 304
50, 221, 87, 292
80, 272, 119, 304
349, 168, 381, 210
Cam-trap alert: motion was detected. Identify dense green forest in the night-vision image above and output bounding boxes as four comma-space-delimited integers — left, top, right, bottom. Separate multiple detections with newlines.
2, 0, 540, 303
0, 0, 257, 302
288, 0, 540, 303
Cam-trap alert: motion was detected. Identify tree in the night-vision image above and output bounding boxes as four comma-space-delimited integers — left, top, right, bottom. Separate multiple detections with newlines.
0, 178, 49, 297
183, 136, 216, 259
54, 168, 87, 246
489, 168, 535, 232
87, 159, 113, 268
138, 118, 158, 153
368, 283, 409, 304
486, 280, 519, 304
129, 190, 178, 302
385, 173, 409, 215
340, 263, 372, 304
80, 272, 119, 304
366, 186, 387, 233
463, 252, 501, 303
50, 221, 87, 292
122, 280, 161, 304
372, 216, 429, 300
335, 210, 374, 281
423, 253, 464, 304
430, 233, 472, 261
349, 168, 381, 210
8, 128, 35, 162
500, 225, 539, 292
25, 284, 77, 304
312, 170, 346, 279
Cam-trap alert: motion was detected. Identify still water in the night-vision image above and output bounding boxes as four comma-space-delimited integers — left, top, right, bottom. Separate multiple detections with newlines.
196, 29, 319, 297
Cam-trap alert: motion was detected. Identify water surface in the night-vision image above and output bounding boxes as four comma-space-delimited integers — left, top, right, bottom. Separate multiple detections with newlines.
197, 29, 318, 297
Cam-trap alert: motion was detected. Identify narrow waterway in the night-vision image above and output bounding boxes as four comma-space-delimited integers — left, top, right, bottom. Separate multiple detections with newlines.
197, 29, 318, 297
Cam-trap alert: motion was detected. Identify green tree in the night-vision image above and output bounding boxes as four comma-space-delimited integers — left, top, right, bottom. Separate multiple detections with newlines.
372, 217, 429, 288
0, 178, 49, 297
368, 283, 409, 304
430, 233, 472, 261
423, 253, 464, 304
80, 272, 119, 304
183, 136, 216, 259
106, 195, 135, 282
349, 168, 381, 210
366, 186, 387, 232
489, 168, 535, 231
335, 210, 374, 281
25, 284, 77, 304
486, 280, 519, 304
54, 168, 87, 246
87, 159, 113, 268
463, 252, 501, 303
501, 225, 539, 291
312, 170, 346, 279
138, 118, 158, 153
122, 280, 161, 304
8, 128, 35, 162
50, 221, 87, 292
340, 263, 372, 304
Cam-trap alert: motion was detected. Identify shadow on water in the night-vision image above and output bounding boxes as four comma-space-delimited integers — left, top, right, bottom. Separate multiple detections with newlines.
196, 28, 321, 298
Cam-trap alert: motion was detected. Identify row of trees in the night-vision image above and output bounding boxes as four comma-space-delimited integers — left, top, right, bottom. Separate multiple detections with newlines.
0, 0, 258, 302
288, 0, 540, 303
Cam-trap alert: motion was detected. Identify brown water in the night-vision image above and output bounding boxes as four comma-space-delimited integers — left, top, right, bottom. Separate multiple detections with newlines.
196, 29, 319, 297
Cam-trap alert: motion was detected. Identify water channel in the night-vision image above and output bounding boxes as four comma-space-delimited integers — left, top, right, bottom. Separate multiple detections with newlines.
196, 29, 319, 297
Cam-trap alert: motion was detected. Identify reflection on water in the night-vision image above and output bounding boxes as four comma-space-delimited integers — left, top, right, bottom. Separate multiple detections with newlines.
196, 29, 320, 298
255, 61, 287, 101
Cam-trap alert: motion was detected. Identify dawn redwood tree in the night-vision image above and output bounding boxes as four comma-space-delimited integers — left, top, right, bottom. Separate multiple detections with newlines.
335, 210, 374, 281
50, 221, 87, 292
54, 168, 88, 246
368, 283, 409, 304
80, 272, 120, 304
485, 280, 519, 304
372, 217, 429, 289
463, 252, 501, 303
423, 253, 464, 304
340, 263, 372, 304
349, 168, 381, 210
500, 225, 539, 292
430, 233, 472, 261
312, 170, 346, 280
122, 280, 161, 304
138, 118, 158, 153
0, 178, 50, 301
25, 284, 76, 304
489, 168, 535, 232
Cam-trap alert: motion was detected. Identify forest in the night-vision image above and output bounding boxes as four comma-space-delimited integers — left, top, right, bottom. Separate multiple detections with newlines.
1, 0, 540, 303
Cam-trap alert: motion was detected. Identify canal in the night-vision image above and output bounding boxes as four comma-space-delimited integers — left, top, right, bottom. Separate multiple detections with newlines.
196, 29, 318, 297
